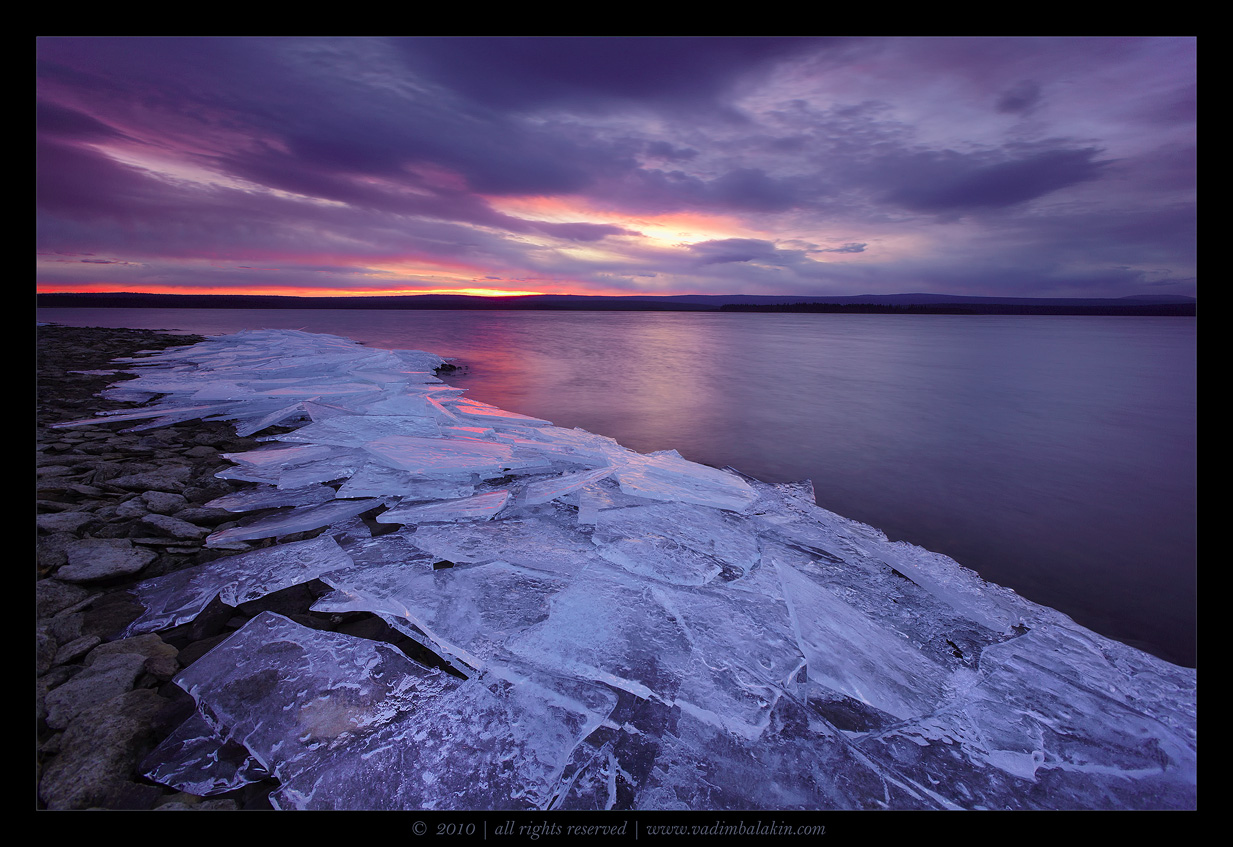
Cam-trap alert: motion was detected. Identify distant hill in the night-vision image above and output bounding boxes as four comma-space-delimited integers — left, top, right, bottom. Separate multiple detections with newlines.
36, 291, 1196, 316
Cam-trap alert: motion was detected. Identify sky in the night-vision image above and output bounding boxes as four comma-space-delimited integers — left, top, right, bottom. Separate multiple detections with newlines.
36, 36, 1196, 300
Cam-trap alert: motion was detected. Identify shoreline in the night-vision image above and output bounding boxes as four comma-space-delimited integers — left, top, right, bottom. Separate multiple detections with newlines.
35, 323, 1197, 811
36, 324, 426, 809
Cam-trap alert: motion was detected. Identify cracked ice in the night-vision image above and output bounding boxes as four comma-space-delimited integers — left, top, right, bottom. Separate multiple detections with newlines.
55, 329, 1196, 810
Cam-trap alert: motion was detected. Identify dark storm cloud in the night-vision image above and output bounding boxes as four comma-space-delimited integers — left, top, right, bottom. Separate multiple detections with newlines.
996, 80, 1043, 114
389, 36, 836, 113
37, 36, 640, 201
686, 238, 820, 270
878, 146, 1112, 213
688, 238, 783, 264
644, 141, 699, 161
35, 36, 1196, 299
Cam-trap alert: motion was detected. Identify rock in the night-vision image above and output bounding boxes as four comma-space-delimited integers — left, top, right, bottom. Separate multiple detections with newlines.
36, 534, 76, 572
58, 538, 157, 582
38, 688, 171, 810
174, 505, 240, 527
116, 497, 150, 519
52, 634, 101, 667
106, 467, 192, 493
80, 591, 147, 640
36, 511, 96, 534
36, 665, 79, 725
43, 651, 150, 730
155, 797, 241, 810
48, 610, 85, 644
36, 579, 92, 618
87, 633, 180, 682
36, 630, 57, 676
141, 513, 210, 540
143, 490, 188, 514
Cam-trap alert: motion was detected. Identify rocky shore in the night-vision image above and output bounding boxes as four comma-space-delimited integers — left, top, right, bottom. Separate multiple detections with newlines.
36, 323, 1197, 812
35, 324, 433, 810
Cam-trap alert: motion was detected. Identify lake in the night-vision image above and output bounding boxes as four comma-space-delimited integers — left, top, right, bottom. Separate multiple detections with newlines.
36, 307, 1197, 667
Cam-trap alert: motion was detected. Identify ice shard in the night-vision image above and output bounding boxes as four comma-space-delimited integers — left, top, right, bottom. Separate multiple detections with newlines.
612, 450, 758, 512
56, 328, 1192, 811
124, 535, 356, 636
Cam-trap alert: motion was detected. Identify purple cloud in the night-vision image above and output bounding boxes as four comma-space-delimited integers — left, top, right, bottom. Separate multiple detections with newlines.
35, 36, 1196, 299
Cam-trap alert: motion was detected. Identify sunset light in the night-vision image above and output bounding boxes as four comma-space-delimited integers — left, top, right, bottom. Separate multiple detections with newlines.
34, 36, 1197, 814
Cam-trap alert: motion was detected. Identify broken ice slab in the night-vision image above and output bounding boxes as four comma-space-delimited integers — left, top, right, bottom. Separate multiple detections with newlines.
224, 444, 338, 469
124, 535, 355, 636
221, 444, 368, 490
505, 560, 697, 705
591, 500, 761, 585
375, 490, 510, 525
233, 402, 308, 437
333, 462, 475, 500
611, 451, 757, 512
500, 555, 816, 741
272, 453, 369, 490
167, 611, 456, 791
274, 414, 442, 447
205, 483, 339, 513
163, 612, 613, 811
267, 669, 613, 811
260, 382, 383, 402
205, 498, 383, 547
362, 434, 517, 475
768, 545, 953, 721
522, 467, 615, 506
509, 426, 633, 468
853, 626, 1198, 809
348, 369, 442, 386
50, 403, 239, 429
142, 710, 272, 796
603, 692, 938, 811
121, 409, 241, 432
442, 397, 553, 428
353, 391, 437, 417
875, 539, 1039, 635
300, 400, 365, 422
314, 558, 571, 674
408, 514, 603, 577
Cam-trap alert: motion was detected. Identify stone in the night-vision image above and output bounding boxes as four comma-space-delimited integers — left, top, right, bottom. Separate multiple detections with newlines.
106, 467, 192, 493
38, 688, 171, 810
141, 513, 210, 540
36, 534, 76, 572
36, 579, 93, 618
52, 634, 101, 667
36, 630, 57, 676
36, 511, 96, 534
143, 491, 189, 514
88, 633, 181, 682
44, 651, 150, 730
58, 538, 158, 582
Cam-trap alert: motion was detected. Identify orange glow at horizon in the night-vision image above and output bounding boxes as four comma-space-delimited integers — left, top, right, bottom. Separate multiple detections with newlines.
485, 195, 759, 247
35, 281, 557, 298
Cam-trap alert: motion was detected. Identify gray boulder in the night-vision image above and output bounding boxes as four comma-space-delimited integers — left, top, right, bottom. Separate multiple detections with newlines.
58, 538, 157, 582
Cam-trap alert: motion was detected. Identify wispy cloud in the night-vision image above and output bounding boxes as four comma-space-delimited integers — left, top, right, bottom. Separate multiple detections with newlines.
36, 36, 1196, 298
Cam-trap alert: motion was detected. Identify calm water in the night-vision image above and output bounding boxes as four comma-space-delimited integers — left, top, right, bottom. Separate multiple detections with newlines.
37, 308, 1198, 667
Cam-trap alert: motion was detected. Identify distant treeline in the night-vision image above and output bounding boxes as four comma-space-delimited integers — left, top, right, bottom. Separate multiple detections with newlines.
719, 302, 1197, 316
36, 292, 1195, 316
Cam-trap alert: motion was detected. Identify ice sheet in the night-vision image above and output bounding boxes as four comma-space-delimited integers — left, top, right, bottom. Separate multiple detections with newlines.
124, 535, 355, 635
58, 328, 1193, 811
